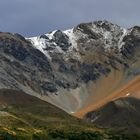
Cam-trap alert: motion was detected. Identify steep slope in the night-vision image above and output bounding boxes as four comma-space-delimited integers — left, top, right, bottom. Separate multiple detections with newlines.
85, 97, 140, 134
0, 21, 140, 115
26, 22, 140, 114
26, 21, 140, 115
0, 89, 104, 140
74, 75, 140, 118
1, 21, 140, 139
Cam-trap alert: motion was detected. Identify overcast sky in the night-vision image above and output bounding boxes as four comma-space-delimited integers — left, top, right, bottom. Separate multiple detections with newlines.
0, 0, 140, 37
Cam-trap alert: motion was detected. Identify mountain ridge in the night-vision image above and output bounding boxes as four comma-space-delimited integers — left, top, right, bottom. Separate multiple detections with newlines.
1, 20, 140, 139
0, 20, 140, 115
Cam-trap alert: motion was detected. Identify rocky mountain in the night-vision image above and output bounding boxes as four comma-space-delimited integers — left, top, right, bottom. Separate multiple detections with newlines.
1, 20, 140, 138
1, 20, 140, 115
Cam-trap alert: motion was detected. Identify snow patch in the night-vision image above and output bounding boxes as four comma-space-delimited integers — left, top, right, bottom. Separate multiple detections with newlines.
45, 30, 57, 40
91, 115, 100, 122
118, 28, 128, 50
28, 30, 65, 60
64, 28, 77, 50
28, 37, 52, 60
126, 93, 131, 97
70, 111, 75, 114
63, 28, 81, 60
91, 22, 128, 50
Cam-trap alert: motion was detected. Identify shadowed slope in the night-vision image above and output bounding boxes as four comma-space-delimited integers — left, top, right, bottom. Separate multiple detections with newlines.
85, 97, 140, 134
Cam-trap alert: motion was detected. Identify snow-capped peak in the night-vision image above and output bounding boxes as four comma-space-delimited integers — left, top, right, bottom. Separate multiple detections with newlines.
28, 28, 79, 60
27, 21, 129, 60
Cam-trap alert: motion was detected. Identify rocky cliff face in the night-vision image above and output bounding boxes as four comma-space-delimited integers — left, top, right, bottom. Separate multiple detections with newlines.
0, 21, 140, 114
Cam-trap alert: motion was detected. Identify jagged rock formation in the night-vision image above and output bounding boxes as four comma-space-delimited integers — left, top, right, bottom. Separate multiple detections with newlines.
0, 21, 140, 115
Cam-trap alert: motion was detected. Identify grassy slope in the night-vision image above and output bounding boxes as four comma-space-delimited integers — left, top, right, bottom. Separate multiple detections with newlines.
0, 89, 139, 140
0, 89, 104, 140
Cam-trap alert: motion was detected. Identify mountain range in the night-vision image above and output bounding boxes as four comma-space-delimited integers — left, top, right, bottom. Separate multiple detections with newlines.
0, 20, 140, 139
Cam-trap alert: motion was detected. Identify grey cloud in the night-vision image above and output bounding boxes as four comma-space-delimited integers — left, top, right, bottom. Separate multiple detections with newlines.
0, 0, 140, 37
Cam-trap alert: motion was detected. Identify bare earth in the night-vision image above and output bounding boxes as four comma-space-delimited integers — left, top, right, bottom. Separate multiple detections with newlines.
74, 73, 140, 118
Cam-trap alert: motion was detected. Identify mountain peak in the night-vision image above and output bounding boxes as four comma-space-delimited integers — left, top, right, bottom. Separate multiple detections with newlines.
1, 21, 140, 114
1, 20, 140, 138
28, 21, 128, 61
